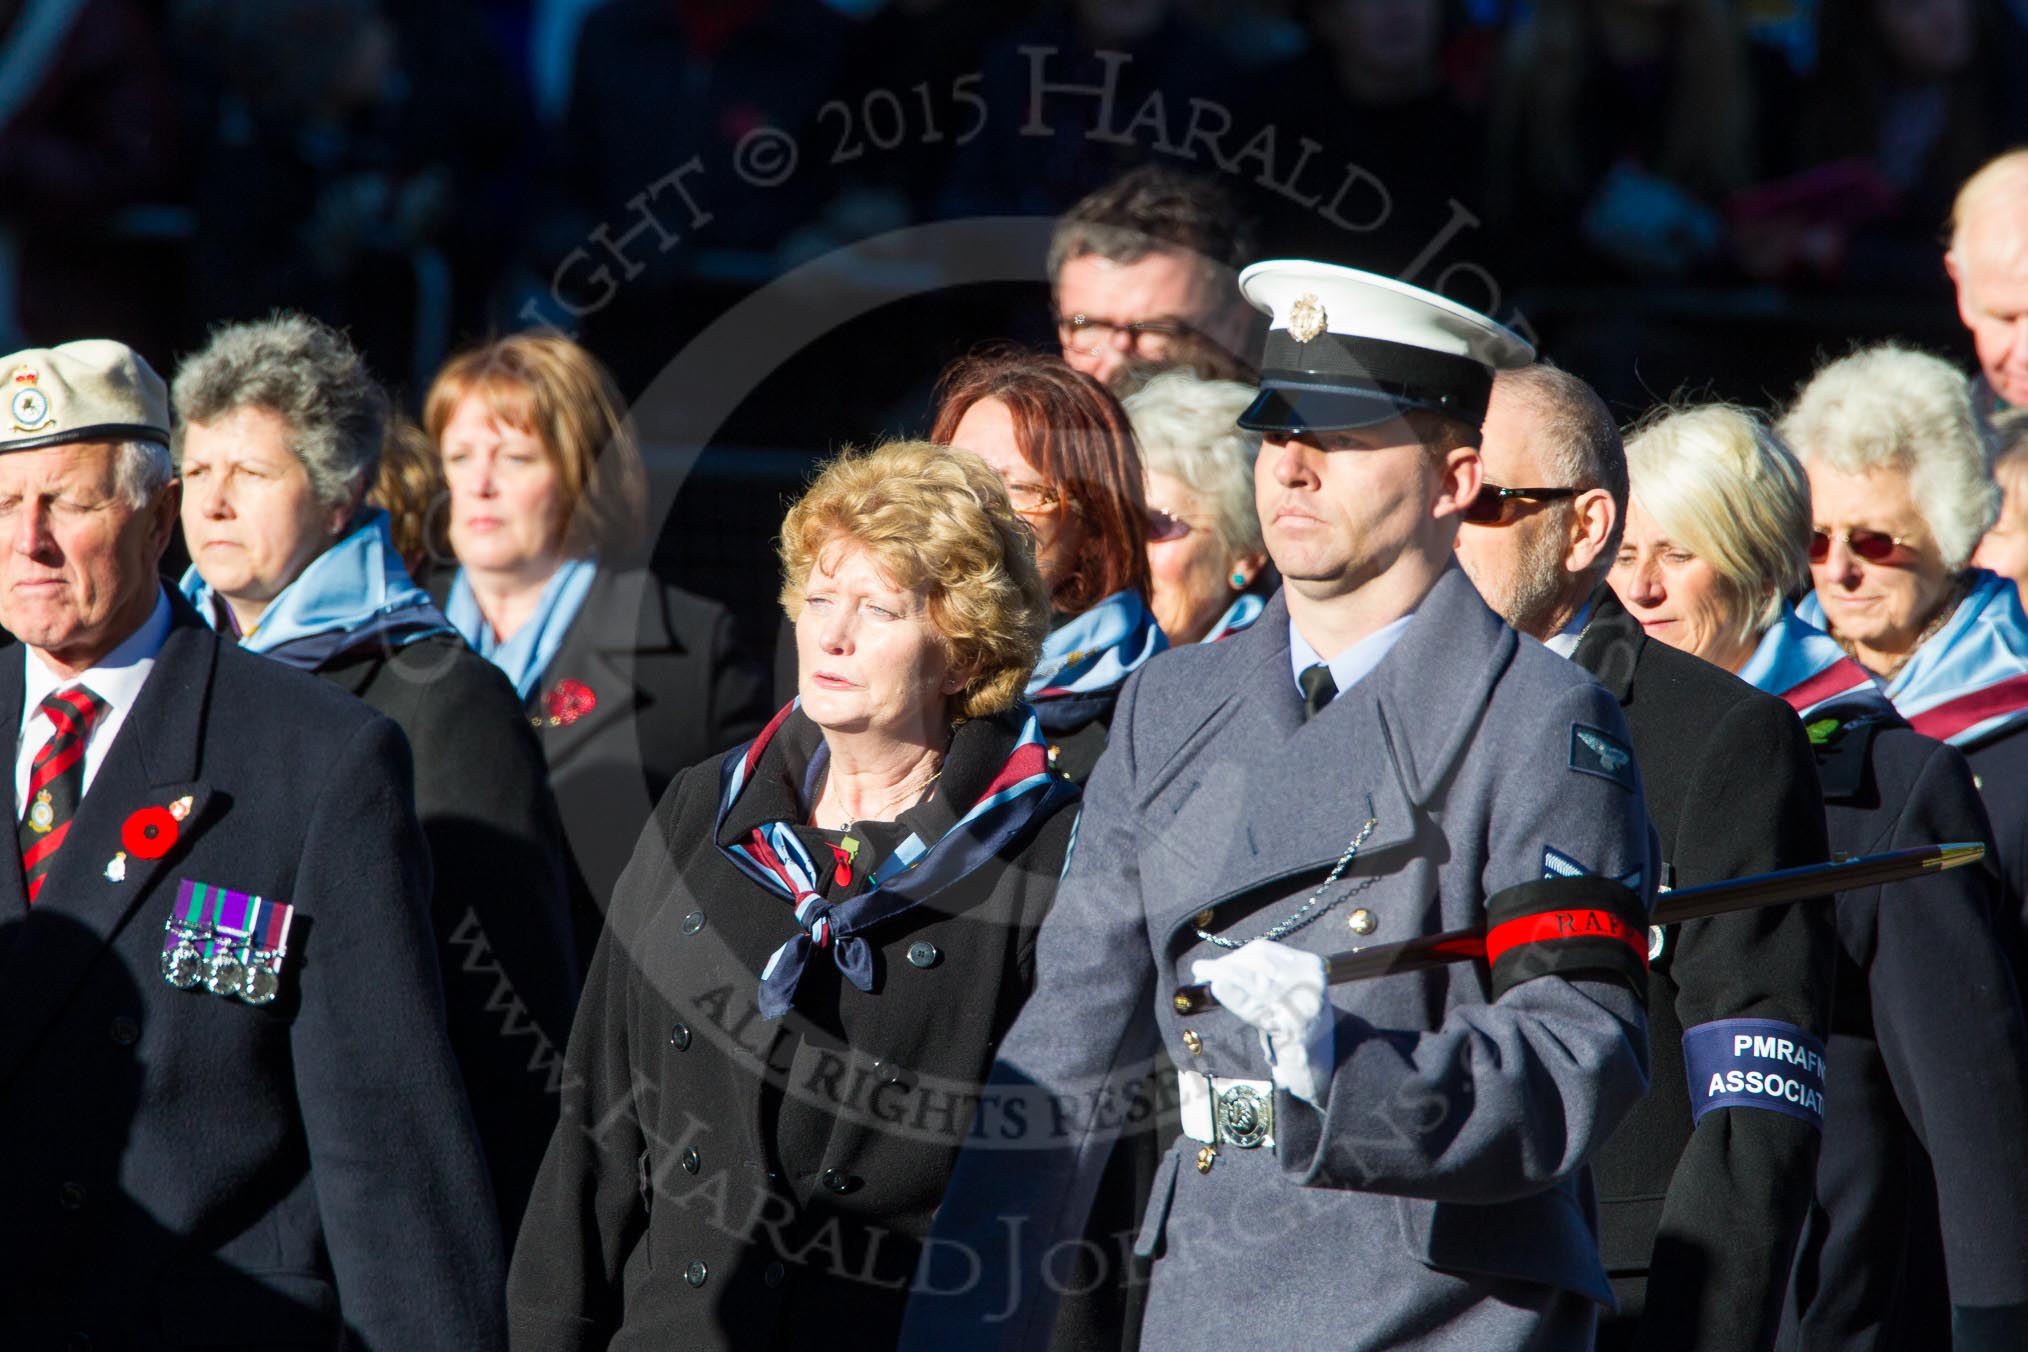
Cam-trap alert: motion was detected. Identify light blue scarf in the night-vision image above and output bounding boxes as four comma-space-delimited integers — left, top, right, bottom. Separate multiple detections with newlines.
445, 557, 599, 699
1025, 589, 1167, 732
180, 509, 453, 670
1200, 592, 1266, 644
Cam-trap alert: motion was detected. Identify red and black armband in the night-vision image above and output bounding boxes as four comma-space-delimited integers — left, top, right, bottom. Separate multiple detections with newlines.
1482, 876, 1649, 1002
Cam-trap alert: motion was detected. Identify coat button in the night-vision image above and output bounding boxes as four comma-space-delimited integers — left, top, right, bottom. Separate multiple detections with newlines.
682, 1147, 700, 1175
873, 1058, 913, 1088
58, 1182, 86, 1210
906, 941, 939, 969
1347, 908, 1377, 936
1195, 1146, 1216, 1174
668, 1021, 691, 1050
1195, 909, 1215, 929
683, 1261, 708, 1288
821, 1168, 853, 1194
681, 911, 706, 935
108, 1016, 139, 1046
1181, 1029, 1203, 1056
763, 1261, 786, 1288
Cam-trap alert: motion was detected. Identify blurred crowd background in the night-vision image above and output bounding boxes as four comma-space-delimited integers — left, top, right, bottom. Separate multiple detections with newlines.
16, 0, 2022, 649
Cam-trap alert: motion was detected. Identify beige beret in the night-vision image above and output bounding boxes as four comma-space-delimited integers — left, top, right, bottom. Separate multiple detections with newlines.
0, 338, 169, 453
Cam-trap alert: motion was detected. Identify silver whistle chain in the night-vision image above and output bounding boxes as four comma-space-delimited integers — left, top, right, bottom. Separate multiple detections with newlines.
1195, 795, 1379, 949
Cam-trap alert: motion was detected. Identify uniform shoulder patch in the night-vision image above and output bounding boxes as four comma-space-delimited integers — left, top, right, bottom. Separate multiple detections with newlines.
1569, 722, 1635, 792
1542, 845, 1641, 893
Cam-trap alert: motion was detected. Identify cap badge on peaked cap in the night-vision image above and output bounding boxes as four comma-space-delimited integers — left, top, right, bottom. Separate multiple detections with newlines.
1287, 293, 1327, 345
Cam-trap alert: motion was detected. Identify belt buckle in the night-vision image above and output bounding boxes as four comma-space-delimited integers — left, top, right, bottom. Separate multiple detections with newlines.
1216, 1083, 1272, 1149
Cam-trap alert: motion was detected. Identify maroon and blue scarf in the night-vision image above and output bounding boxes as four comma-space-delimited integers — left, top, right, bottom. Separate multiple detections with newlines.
1737, 604, 1895, 720
1803, 570, 2028, 747
716, 701, 1078, 1019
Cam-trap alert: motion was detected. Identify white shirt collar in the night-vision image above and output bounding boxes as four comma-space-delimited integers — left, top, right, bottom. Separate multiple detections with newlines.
1543, 598, 1592, 659
1289, 610, 1416, 698
17, 586, 173, 807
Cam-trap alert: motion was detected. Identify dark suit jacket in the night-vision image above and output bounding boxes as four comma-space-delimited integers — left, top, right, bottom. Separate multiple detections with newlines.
1780, 717, 2028, 1352
435, 566, 770, 949
319, 632, 580, 1243
506, 707, 1079, 1352
1572, 589, 1836, 1352
0, 594, 504, 1348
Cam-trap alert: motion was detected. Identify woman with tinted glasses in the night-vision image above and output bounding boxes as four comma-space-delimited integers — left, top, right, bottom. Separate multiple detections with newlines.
932, 351, 1166, 784
1614, 401, 2028, 1352
1780, 344, 2028, 929
1123, 370, 1271, 644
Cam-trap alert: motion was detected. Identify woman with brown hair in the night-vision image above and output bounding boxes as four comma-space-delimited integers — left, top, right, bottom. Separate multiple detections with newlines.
931, 350, 1166, 783
425, 331, 770, 936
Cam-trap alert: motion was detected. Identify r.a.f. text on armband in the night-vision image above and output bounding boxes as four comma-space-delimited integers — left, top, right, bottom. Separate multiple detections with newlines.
1681, 1017, 1827, 1131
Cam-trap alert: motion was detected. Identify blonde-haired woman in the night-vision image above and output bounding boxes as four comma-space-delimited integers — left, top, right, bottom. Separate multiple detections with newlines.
508, 442, 1079, 1351
426, 331, 769, 926
1613, 402, 2028, 1352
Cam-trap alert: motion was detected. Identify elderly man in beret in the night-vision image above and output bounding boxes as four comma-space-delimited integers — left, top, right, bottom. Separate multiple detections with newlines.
0, 341, 504, 1347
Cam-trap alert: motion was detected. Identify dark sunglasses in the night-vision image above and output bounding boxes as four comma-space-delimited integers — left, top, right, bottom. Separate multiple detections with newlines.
1146, 508, 1202, 543
1809, 527, 1911, 565
1461, 483, 1579, 526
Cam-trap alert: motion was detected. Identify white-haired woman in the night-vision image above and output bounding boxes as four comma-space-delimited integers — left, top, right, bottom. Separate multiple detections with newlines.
1612, 402, 2028, 1352
1780, 344, 2028, 919
174, 314, 577, 1242
1123, 369, 1272, 644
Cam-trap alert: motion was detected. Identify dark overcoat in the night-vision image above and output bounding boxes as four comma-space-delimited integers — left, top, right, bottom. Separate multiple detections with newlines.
904, 572, 1658, 1351
0, 595, 505, 1348
506, 707, 1079, 1352
1780, 715, 2028, 1351
448, 567, 771, 939
1570, 589, 1836, 1352
1962, 726, 2028, 961
317, 632, 580, 1241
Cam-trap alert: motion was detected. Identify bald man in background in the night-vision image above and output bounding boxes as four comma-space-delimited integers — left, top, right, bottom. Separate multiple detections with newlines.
1948, 150, 2028, 420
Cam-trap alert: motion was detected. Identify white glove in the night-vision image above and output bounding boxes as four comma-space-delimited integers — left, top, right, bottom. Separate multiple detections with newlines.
1190, 940, 1335, 1108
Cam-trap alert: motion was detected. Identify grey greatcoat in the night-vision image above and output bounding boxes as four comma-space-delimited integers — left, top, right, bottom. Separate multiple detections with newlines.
903, 569, 1657, 1351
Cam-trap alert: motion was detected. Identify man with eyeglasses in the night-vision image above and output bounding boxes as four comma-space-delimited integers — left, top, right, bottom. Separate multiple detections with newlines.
1455, 364, 1834, 1352
906, 263, 1659, 1350
1048, 166, 1258, 394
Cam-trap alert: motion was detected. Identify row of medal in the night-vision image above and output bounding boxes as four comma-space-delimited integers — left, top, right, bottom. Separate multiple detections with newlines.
159, 878, 294, 1006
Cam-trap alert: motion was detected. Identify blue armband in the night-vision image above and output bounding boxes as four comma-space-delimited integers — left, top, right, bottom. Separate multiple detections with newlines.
1682, 1018, 1826, 1131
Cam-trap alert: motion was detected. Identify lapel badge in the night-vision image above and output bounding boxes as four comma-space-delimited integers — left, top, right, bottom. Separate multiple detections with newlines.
169, 795, 194, 821
26, 788, 53, 834
543, 678, 597, 727
104, 850, 127, 883
8, 367, 53, 434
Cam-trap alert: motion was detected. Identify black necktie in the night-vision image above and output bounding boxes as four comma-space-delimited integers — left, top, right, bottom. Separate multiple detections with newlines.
1299, 663, 1337, 721
20, 685, 109, 902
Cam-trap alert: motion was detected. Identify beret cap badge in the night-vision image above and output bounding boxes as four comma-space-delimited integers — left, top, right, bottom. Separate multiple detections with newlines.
8, 369, 52, 434
1287, 293, 1328, 344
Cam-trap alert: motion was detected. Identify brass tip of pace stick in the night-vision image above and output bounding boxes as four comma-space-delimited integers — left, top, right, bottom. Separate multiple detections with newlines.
1926, 843, 1987, 870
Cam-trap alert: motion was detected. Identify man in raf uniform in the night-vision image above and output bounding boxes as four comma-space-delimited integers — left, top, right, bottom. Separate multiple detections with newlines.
1454, 363, 1834, 1351
0, 341, 504, 1347
903, 263, 1657, 1349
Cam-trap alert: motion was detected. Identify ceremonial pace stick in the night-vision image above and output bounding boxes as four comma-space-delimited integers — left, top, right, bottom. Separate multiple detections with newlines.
1171, 843, 1986, 1016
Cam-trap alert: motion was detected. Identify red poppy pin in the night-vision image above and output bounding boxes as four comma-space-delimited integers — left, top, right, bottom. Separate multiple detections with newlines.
544, 678, 597, 727
122, 805, 180, 859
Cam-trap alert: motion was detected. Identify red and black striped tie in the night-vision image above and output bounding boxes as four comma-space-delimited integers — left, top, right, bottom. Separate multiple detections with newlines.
19, 686, 108, 903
